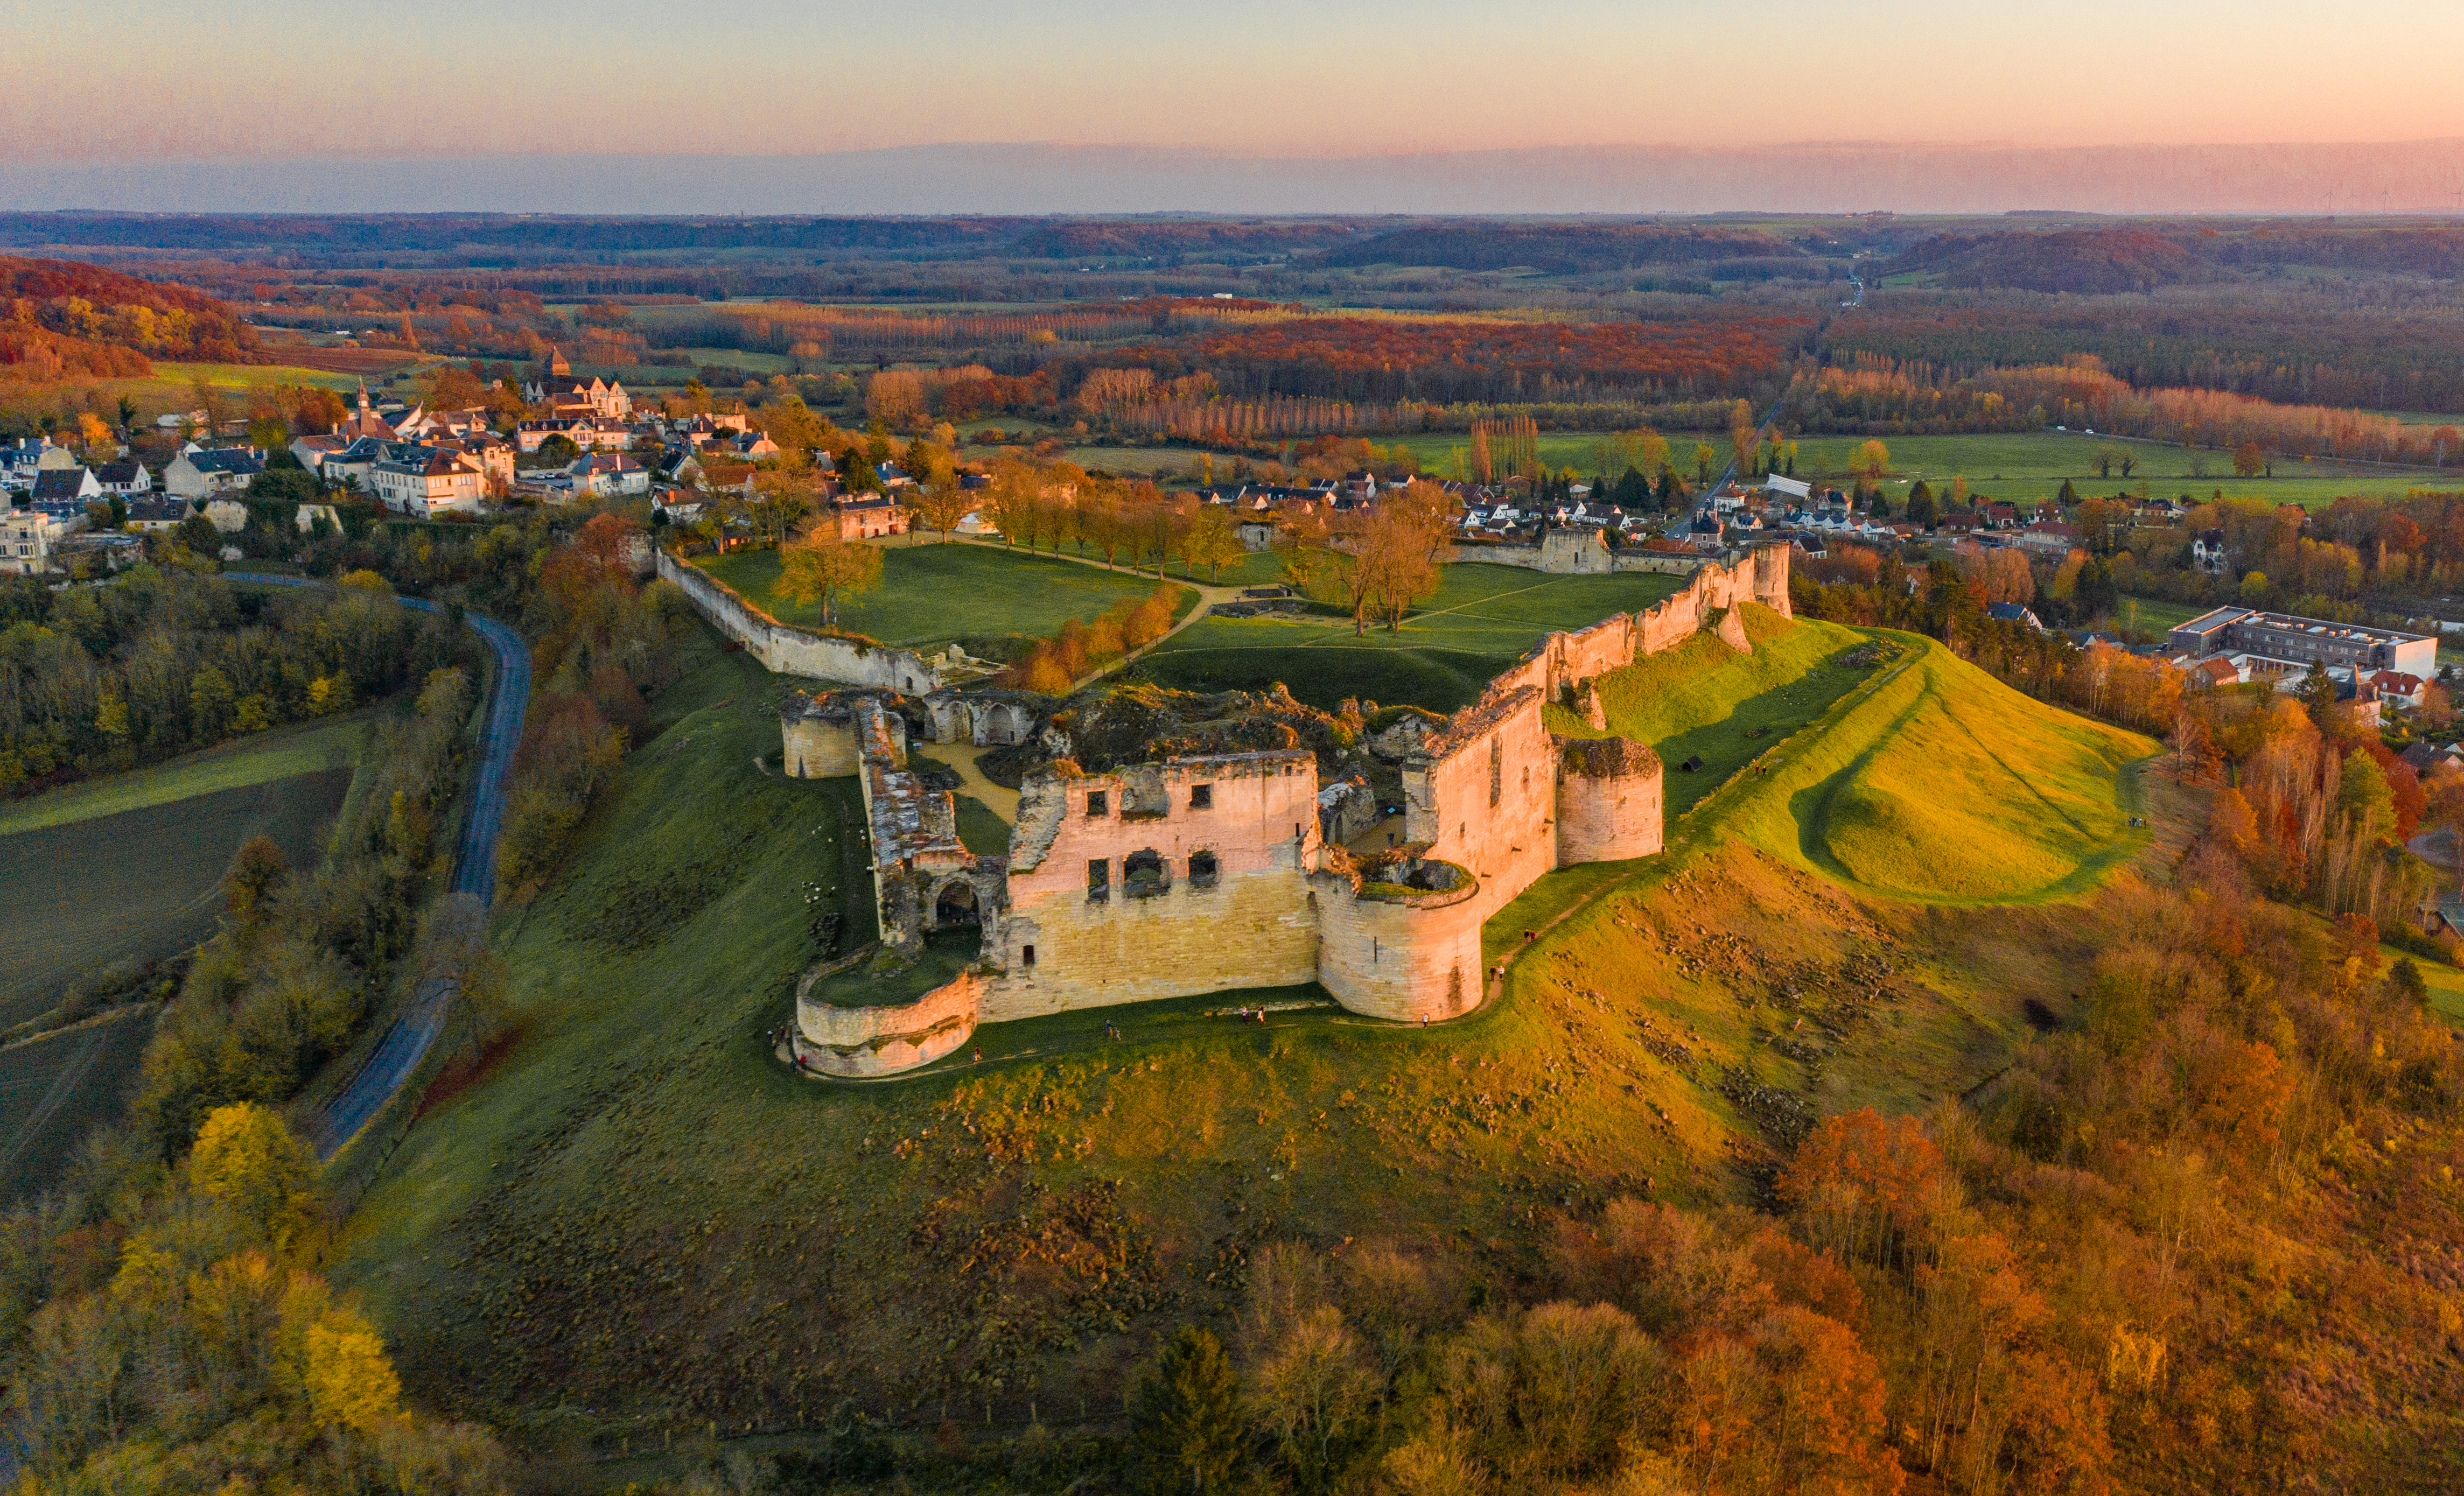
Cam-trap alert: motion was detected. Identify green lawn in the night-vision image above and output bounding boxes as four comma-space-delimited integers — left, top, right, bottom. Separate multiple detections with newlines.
1371, 427, 2454, 511
1137, 563, 1686, 712
696, 543, 1194, 655
1780, 429, 2445, 512
1708, 628, 2157, 904
2100, 595, 2206, 637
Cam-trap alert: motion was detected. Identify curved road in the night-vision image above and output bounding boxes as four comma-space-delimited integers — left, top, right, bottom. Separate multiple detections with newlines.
225, 576, 531, 1159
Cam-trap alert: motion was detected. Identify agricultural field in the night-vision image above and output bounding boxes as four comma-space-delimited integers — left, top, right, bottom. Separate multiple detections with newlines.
0, 718, 370, 1023
1780, 429, 2446, 511
694, 543, 1196, 656
0, 715, 370, 1204
335, 609, 2182, 1469
0, 1010, 154, 1205
1137, 561, 1685, 712
1370, 427, 2451, 510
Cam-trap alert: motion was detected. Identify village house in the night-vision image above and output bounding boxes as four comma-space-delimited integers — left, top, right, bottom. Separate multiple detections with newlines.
0, 508, 67, 574
819, 493, 909, 540
369, 446, 486, 517
163, 446, 265, 500
90, 460, 151, 496
123, 497, 191, 532
568, 452, 649, 498
29, 467, 103, 515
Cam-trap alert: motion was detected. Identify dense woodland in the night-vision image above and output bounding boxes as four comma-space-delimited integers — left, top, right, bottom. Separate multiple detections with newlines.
0, 567, 474, 796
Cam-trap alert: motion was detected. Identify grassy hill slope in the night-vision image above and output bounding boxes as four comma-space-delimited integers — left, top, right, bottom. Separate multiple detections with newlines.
332, 616, 2175, 1473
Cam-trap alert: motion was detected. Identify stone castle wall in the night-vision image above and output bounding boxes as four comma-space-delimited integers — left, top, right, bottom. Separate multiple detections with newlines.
659, 547, 940, 693
795, 968, 980, 1078
783, 543, 1792, 1074
981, 753, 1324, 1021
1312, 869, 1486, 1022
1555, 738, 1665, 866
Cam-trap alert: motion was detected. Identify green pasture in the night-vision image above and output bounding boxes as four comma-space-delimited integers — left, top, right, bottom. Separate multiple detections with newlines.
1548, 605, 1875, 818
1781, 429, 2446, 511
335, 609, 2128, 1442
695, 543, 1195, 655
0, 714, 369, 837
1364, 426, 2452, 511
1136, 562, 1686, 712
1698, 627, 2157, 903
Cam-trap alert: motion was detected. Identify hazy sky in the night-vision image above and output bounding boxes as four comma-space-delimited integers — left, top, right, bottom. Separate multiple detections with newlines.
10, 0, 2464, 163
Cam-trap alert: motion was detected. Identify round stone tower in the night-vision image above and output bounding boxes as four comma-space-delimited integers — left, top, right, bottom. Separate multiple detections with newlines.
1553, 736, 1664, 866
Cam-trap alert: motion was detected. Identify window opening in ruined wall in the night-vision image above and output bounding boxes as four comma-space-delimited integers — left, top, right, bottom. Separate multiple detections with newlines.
1124, 848, 1169, 899
1087, 859, 1110, 901
1188, 850, 1219, 888
1087, 790, 1109, 817
1191, 783, 1213, 809
1023, 943, 1036, 967
1489, 738, 1501, 807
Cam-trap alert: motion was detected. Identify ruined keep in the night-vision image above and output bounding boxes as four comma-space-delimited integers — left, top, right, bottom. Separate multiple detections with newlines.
784, 544, 1791, 1077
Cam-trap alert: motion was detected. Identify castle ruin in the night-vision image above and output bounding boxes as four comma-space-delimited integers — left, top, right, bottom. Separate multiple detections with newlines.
784, 544, 1791, 1077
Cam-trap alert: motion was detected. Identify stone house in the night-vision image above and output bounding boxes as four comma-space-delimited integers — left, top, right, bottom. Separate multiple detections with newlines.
0, 509, 66, 574
163, 446, 264, 500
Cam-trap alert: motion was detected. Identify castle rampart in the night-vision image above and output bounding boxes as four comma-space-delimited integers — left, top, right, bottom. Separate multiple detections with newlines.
1311, 859, 1485, 1022
982, 753, 1324, 1022
659, 547, 941, 693
781, 543, 1791, 1074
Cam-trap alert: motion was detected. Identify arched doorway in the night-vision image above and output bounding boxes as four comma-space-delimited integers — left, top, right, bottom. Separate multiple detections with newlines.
934, 881, 980, 928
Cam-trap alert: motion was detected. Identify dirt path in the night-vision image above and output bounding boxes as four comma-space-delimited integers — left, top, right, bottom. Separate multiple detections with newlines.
920, 743, 1019, 823
932, 535, 1260, 690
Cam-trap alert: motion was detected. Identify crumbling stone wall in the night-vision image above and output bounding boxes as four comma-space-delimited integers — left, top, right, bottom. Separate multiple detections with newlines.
772, 544, 1797, 1074
794, 968, 980, 1078
1312, 860, 1485, 1022
1555, 736, 1664, 866
660, 547, 941, 693
1402, 687, 1562, 931
983, 751, 1324, 1022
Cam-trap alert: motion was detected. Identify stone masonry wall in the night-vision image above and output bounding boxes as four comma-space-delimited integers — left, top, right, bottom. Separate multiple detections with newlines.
659, 547, 941, 693
1554, 738, 1665, 866
795, 969, 980, 1077
785, 715, 864, 778
1404, 690, 1562, 931
980, 752, 1324, 1021
1312, 873, 1486, 1022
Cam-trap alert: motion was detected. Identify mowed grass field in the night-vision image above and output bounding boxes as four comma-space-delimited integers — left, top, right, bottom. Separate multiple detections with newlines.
333, 609, 2179, 1460
696, 543, 1195, 654
1370, 427, 2447, 511
1138, 562, 1686, 712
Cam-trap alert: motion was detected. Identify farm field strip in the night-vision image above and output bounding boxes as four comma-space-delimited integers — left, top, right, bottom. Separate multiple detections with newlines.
0, 713, 369, 836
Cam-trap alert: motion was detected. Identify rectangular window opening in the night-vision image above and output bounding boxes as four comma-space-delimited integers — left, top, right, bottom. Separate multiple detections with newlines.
1087, 790, 1108, 817
1087, 859, 1110, 901
1022, 944, 1036, 967
1190, 783, 1213, 809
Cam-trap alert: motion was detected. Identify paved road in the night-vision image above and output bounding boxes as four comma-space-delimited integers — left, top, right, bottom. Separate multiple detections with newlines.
225, 576, 531, 1158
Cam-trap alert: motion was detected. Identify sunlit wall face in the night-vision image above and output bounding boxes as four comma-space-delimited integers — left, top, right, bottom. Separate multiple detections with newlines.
8, 0, 2463, 164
